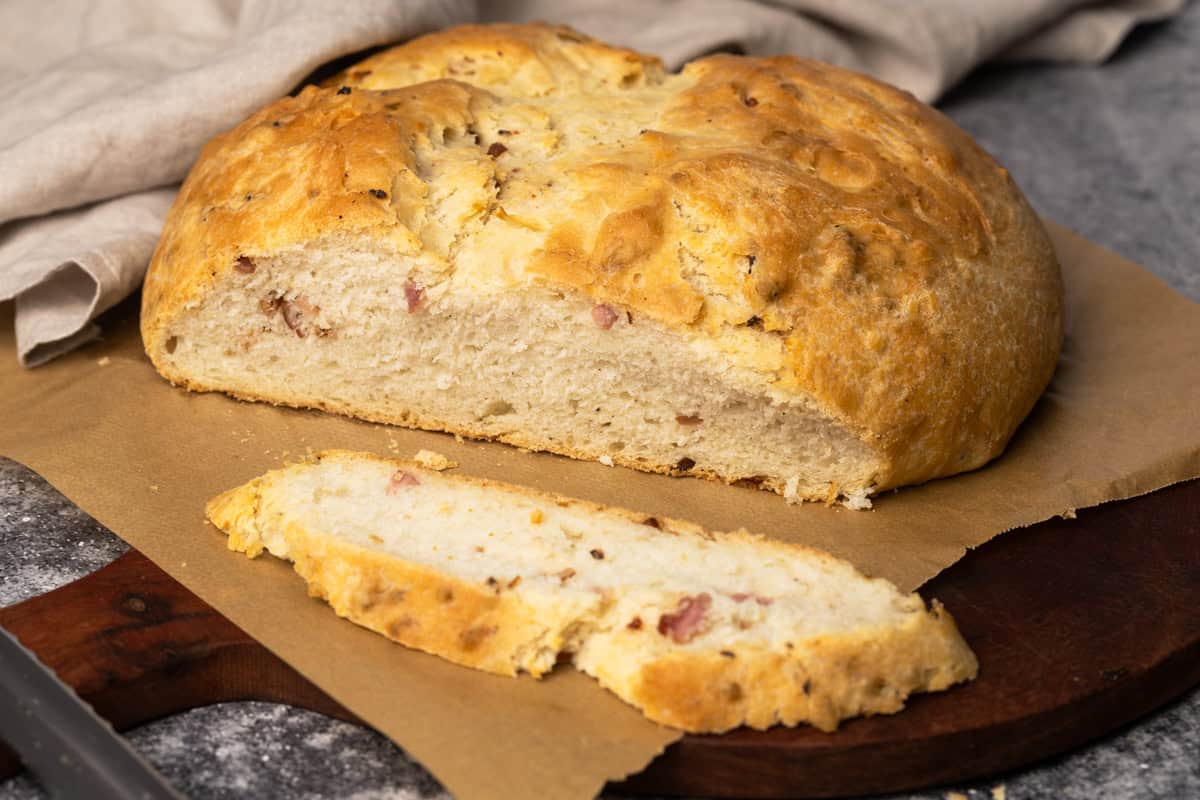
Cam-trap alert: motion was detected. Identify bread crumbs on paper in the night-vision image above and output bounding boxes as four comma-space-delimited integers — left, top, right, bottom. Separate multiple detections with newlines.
96, 356, 111, 366
414, 449, 458, 471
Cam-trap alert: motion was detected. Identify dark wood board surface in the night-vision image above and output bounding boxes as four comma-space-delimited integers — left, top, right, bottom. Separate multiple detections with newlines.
2, 479, 1198, 798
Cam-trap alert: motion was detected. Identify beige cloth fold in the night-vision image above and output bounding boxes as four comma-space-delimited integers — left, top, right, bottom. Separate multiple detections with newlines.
0, 0, 1184, 366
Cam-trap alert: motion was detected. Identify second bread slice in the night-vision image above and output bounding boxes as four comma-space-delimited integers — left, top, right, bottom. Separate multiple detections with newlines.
206, 450, 977, 733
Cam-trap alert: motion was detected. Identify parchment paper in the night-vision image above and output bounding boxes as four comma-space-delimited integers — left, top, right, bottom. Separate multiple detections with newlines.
1, 221, 1198, 800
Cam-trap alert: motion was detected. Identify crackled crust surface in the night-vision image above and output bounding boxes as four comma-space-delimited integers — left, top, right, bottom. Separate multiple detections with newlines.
144, 22, 1063, 492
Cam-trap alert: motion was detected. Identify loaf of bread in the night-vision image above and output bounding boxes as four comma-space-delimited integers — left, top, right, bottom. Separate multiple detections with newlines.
206, 450, 978, 733
145, 23, 1063, 506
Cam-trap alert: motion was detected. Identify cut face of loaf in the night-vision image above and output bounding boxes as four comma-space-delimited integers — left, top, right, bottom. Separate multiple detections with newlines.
161, 242, 881, 504
206, 451, 978, 733
144, 23, 1064, 505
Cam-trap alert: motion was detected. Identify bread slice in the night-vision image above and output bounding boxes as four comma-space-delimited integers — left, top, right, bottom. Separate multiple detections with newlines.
206, 450, 978, 733
143, 23, 1063, 507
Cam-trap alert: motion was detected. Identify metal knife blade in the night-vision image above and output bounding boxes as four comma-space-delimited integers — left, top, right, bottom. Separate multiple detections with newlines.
0, 626, 185, 799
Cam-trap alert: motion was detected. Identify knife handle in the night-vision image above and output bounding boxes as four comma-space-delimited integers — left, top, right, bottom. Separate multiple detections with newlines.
0, 549, 359, 780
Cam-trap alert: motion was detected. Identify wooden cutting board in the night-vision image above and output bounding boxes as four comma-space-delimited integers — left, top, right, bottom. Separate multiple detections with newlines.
2, 479, 1198, 798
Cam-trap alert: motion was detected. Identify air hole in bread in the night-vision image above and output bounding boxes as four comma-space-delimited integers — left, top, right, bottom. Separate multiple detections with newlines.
480, 399, 515, 417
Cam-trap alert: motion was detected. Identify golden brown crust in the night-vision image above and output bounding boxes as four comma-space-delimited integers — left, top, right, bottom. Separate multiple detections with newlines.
146, 22, 1063, 494
597, 602, 976, 733
326, 23, 665, 95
